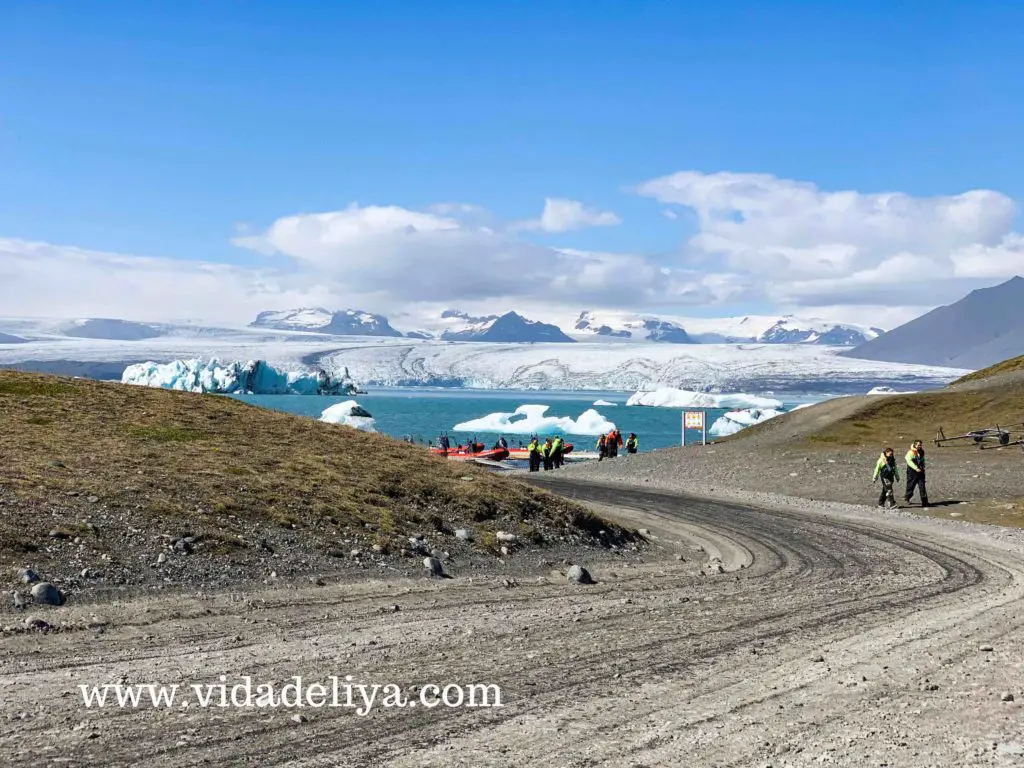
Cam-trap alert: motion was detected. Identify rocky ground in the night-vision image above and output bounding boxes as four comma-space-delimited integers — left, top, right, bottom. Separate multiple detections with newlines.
558, 389, 1024, 528
2, 479, 1023, 767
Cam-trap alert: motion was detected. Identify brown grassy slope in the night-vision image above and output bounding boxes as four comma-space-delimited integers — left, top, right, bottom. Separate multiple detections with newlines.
720, 375, 1024, 449
954, 354, 1024, 385
0, 371, 626, 560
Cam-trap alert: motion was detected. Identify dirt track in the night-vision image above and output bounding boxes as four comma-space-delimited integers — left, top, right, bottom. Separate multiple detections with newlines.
3, 480, 1023, 767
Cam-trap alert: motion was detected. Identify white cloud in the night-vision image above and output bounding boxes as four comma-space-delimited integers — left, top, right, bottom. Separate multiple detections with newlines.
233, 204, 698, 309
636, 170, 1023, 308
513, 198, 621, 233
0, 238, 343, 324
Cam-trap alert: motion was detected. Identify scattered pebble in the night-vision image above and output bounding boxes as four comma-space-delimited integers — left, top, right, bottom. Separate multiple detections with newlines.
30, 582, 64, 606
423, 557, 444, 577
567, 565, 594, 585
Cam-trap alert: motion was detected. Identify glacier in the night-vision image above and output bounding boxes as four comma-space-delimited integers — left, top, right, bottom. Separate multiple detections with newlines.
627, 387, 784, 410
453, 404, 615, 436
709, 408, 784, 437
121, 359, 357, 395
319, 400, 376, 431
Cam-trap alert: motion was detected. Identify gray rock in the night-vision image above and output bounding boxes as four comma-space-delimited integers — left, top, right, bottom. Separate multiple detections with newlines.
567, 565, 594, 585
156, 553, 167, 565
87, 495, 99, 504
24, 616, 50, 630
1001, 691, 1015, 702
19, 568, 39, 584
12, 591, 27, 610
455, 528, 473, 541
30, 582, 64, 606
980, 644, 995, 652
174, 539, 192, 554
48, 530, 70, 540
704, 558, 726, 575
495, 531, 517, 543
812, 655, 825, 663
423, 557, 444, 577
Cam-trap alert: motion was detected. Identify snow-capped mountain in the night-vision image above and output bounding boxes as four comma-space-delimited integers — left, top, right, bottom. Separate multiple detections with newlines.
569, 311, 882, 346
250, 308, 403, 337
574, 312, 694, 343
406, 310, 576, 343
0, 331, 27, 344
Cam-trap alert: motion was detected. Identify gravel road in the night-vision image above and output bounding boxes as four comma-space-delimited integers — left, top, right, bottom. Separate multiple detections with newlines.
2, 480, 1023, 767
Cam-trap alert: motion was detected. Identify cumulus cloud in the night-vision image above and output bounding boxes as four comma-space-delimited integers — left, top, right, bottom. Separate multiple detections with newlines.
513, 198, 621, 233
233, 204, 702, 309
636, 171, 1023, 308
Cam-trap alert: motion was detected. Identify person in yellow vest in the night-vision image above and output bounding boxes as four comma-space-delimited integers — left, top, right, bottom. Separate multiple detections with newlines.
527, 436, 541, 472
625, 433, 639, 454
551, 435, 564, 468
904, 439, 929, 507
542, 437, 554, 471
872, 447, 900, 508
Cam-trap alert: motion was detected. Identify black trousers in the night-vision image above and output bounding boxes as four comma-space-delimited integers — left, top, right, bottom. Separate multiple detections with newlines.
528, 453, 540, 472
552, 448, 563, 468
878, 476, 895, 506
905, 468, 928, 505
542, 454, 553, 471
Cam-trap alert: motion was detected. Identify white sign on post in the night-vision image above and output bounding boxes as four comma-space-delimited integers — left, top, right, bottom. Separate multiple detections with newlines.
682, 411, 707, 446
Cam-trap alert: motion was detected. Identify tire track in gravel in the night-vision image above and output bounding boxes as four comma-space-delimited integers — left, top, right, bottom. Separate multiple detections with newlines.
2, 481, 1018, 768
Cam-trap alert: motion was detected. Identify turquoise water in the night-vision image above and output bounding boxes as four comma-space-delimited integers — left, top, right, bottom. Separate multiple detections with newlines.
238, 388, 825, 452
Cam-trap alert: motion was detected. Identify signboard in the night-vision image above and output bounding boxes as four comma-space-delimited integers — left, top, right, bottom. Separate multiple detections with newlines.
682, 410, 707, 446
683, 411, 704, 429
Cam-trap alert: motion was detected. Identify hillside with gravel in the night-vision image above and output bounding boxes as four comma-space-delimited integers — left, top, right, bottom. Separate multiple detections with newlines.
0, 371, 637, 604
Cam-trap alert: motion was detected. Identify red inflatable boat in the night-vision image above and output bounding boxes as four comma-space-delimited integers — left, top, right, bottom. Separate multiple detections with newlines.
429, 442, 510, 461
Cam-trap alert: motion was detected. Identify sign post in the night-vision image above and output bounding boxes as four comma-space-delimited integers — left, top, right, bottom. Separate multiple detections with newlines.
683, 411, 706, 446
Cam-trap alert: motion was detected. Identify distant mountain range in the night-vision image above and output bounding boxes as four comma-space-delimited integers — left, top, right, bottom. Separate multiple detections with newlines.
250, 308, 402, 337
0, 307, 887, 347
571, 311, 881, 346
841, 276, 1024, 369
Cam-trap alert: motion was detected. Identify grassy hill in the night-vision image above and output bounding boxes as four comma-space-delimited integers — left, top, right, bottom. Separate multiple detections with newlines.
0, 372, 631, 592
953, 354, 1024, 385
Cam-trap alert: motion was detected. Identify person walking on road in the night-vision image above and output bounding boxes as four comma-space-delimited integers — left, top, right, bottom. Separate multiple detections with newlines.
905, 439, 929, 507
873, 447, 900, 508
597, 434, 607, 462
625, 433, 639, 455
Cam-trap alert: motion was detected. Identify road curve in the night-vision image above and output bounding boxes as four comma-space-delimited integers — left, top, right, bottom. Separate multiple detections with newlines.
1, 481, 1022, 767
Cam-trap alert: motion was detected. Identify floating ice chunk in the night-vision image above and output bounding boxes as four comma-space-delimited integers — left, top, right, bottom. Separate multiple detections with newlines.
866, 386, 918, 395
320, 400, 376, 431
627, 387, 783, 410
592, 399, 617, 406
454, 404, 615, 436
709, 408, 784, 437
122, 359, 357, 395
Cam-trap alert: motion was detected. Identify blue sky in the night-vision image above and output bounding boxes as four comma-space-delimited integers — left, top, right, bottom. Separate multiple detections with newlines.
2, 1, 1023, 325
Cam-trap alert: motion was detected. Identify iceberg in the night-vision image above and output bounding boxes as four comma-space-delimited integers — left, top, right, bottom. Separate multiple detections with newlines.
709, 408, 784, 437
453, 404, 615, 436
320, 400, 376, 431
592, 399, 617, 406
121, 359, 357, 395
866, 386, 917, 396
627, 387, 783, 410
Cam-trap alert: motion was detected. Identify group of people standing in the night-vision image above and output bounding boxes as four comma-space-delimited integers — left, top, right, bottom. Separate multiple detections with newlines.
526, 435, 567, 472
597, 429, 638, 461
872, 440, 929, 508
